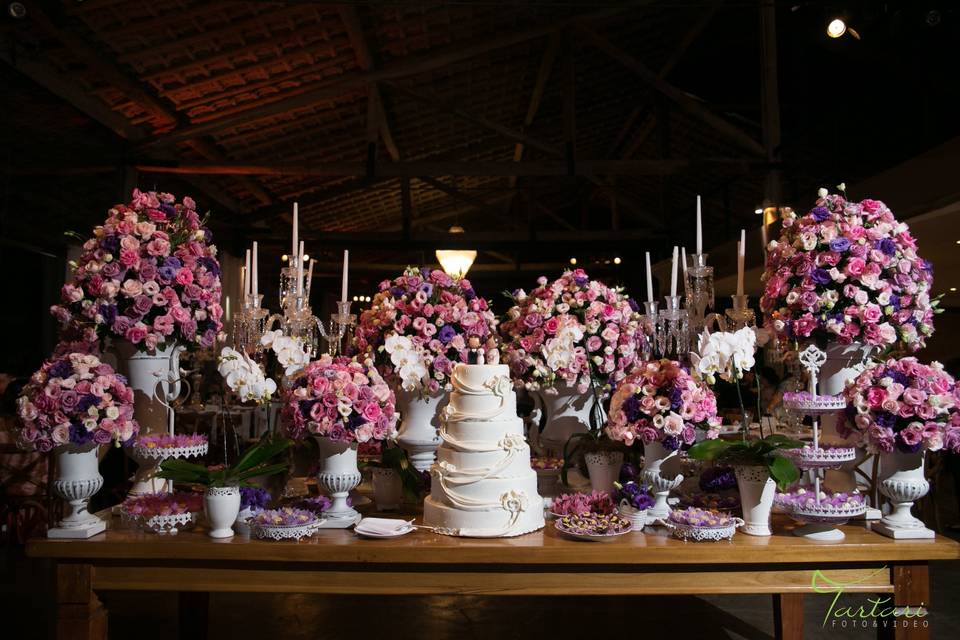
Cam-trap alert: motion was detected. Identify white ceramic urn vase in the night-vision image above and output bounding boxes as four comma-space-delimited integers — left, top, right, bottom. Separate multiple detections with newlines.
315, 437, 362, 528
49, 443, 106, 539
873, 450, 934, 539
585, 450, 623, 494
114, 340, 186, 495
395, 389, 447, 472
734, 465, 777, 536
537, 383, 596, 457
204, 486, 241, 538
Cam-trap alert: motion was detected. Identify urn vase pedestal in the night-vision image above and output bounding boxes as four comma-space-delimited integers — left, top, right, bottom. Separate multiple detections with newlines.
872, 450, 935, 540
315, 437, 362, 528
48, 444, 106, 539
537, 384, 596, 458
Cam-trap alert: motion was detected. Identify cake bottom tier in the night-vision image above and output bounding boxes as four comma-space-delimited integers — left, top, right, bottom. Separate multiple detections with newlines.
423, 494, 545, 538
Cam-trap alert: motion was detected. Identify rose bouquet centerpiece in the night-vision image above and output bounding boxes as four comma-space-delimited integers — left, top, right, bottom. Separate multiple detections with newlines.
16, 352, 140, 452
760, 188, 936, 351
839, 357, 956, 454
51, 189, 223, 352
353, 267, 497, 393
280, 355, 398, 444
500, 268, 644, 394
606, 359, 722, 451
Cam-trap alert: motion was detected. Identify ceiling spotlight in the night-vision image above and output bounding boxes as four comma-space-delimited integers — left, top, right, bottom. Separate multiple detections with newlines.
365, 296, 372, 302
754, 208, 764, 215
614, 257, 622, 265
570, 257, 577, 265
281, 254, 289, 262
352, 295, 359, 302
302, 254, 309, 262
827, 18, 846, 38
951, 287, 957, 293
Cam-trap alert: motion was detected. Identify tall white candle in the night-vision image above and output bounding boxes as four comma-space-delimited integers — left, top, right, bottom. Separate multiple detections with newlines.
681, 246, 688, 294
696, 195, 703, 256
737, 229, 745, 296
292, 202, 299, 259
297, 241, 305, 296
670, 245, 678, 298
340, 249, 349, 302
645, 251, 653, 303
243, 249, 250, 299
252, 241, 259, 299
307, 258, 315, 289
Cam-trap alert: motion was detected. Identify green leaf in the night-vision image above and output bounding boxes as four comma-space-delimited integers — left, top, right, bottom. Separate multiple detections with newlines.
686, 439, 730, 460
229, 462, 289, 485
232, 438, 292, 474
768, 454, 800, 491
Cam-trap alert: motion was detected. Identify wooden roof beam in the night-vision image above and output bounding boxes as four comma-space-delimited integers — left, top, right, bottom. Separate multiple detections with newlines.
142, 7, 628, 149
575, 24, 765, 157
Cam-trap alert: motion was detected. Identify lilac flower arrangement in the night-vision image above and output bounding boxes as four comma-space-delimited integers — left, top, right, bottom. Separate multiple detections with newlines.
761, 190, 936, 351
550, 490, 616, 516
16, 352, 140, 452
668, 507, 736, 528
353, 267, 497, 392
776, 488, 865, 510
500, 269, 645, 393
136, 433, 207, 450
698, 466, 737, 492
51, 189, 223, 352
606, 359, 721, 450
614, 481, 654, 511
253, 507, 318, 527
295, 495, 334, 514
281, 354, 398, 444
122, 492, 202, 518
239, 487, 271, 511
839, 357, 957, 454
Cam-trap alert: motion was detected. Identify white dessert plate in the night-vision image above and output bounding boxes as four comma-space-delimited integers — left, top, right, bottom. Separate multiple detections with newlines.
354, 518, 416, 538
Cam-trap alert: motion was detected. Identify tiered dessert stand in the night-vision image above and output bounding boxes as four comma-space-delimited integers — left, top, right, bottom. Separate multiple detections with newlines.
781, 346, 866, 541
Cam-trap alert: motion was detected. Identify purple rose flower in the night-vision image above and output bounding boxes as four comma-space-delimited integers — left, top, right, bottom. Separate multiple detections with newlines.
49, 360, 73, 379
876, 238, 897, 256
163, 256, 182, 270
101, 262, 122, 278
60, 390, 79, 412
133, 295, 153, 315
69, 423, 95, 445
523, 313, 543, 329
811, 206, 831, 222
113, 316, 134, 335
101, 235, 120, 254
810, 268, 832, 286
157, 266, 176, 282
829, 238, 850, 252
437, 324, 457, 345
198, 257, 219, 277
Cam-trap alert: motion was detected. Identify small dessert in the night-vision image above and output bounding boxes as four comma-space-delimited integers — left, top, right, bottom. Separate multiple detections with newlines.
557, 512, 632, 536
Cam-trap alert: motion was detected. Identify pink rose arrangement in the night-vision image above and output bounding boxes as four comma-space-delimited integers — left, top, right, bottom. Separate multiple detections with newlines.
122, 492, 202, 519
51, 189, 223, 352
16, 352, 139, 452
499, 269, 644, 393
281, 354, 399, 444
839, 357, 956, 454
606, 359, 721, 450
760, 190, 936, 351
353, 267, 497, 392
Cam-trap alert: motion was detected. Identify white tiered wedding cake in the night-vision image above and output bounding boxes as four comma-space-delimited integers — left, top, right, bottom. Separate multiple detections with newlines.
423, 363, 545, 537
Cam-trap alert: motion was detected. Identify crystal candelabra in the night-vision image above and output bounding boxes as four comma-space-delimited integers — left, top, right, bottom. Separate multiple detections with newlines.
685, 253, 714, 342
266, 293, 321, 358
318, 300, 356, 356
232, 294, 269, 356
657, 295, 689, 361
278, 260, 311, 310
725, 294, 756, 330
641, 300, 659, 359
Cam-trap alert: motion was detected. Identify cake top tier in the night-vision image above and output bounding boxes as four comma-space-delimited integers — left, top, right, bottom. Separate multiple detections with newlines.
451, 363, 511, 391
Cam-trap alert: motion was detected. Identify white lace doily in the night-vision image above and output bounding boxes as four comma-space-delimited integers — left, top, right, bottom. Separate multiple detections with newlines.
142, 512, 198, 535
133, 442, 209, 461
250, 520, 325, 541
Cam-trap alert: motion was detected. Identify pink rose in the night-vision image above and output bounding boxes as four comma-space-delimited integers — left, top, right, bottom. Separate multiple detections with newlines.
125, 323, 148, 344
845, 257, 866, 277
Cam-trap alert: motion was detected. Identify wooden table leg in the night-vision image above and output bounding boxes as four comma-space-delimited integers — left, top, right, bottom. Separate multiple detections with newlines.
178, 591, 210, 640
772, 593, 803, 640
886, 563, 930, 640
56, 563, 107, 640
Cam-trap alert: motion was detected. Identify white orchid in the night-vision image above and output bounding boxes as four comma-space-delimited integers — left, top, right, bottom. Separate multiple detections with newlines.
217, 347, 277, 405
384, 334, 428, 391
690, 327, 757, 385
269, 333, 311, 377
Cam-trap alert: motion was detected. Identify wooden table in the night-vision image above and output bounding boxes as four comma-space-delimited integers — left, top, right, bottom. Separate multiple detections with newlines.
27, 515, 960, 640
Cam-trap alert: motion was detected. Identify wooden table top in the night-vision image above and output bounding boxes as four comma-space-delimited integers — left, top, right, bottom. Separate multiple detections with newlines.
28, 515, 960, 566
